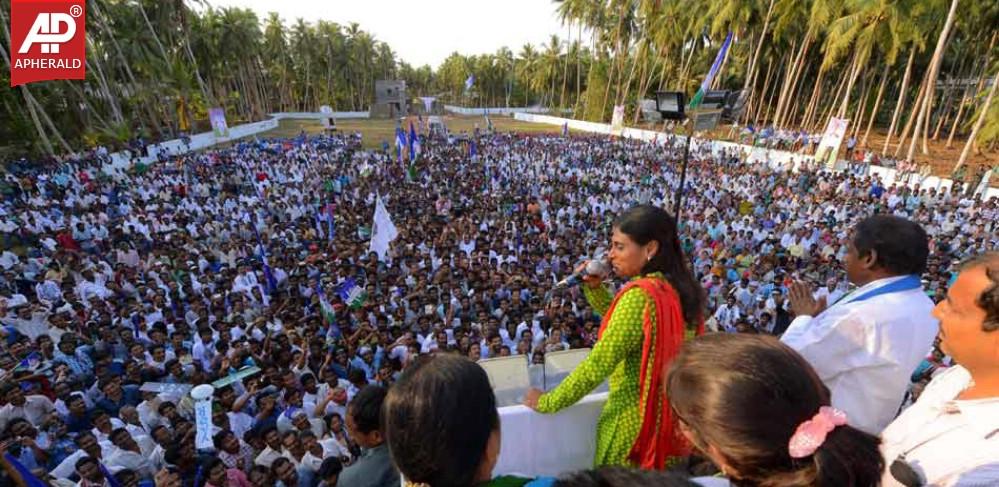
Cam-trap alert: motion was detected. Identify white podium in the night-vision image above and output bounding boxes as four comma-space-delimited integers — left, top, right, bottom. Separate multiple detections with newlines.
494, 392, 609, 477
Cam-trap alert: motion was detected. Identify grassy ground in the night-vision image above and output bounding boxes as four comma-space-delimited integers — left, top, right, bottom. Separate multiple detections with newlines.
261, 115, 995, 177
262, 115, 572, 150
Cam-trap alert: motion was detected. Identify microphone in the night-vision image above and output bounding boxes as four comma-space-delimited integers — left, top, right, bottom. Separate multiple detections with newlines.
554, 259, 611, 289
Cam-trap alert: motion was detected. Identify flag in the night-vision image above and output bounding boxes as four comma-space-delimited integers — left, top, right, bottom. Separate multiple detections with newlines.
369, 194, 398, 261
314, 208, 324, 239
562, 122, 569, 137
337, 278, 368, 310
2, 453, 47, 487
689, 31, 733, 109
470, 139, 478, 158
408, 121, 417, 161
252, 224, 278, 294
395, 128, 407, 163
465, 74, 476, 91
100, 462, 124, 487
326, 203, 335, 242
15, 351, 41, 371
315, 281, 339, 337
406, 163, 418, 183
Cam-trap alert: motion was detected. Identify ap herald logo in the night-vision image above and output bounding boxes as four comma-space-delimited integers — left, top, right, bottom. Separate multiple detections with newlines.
10, 0, 86, 86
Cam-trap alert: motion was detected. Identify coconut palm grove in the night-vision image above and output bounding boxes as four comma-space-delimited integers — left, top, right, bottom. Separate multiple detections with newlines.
0, 1, 996, 487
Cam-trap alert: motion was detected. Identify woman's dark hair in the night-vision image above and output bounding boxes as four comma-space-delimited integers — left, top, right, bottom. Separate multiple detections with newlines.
666, 334, 883, 487
383, 354, 498, 487
852, 215, 928, 275
555, 467, 698, 487
614, 205, 705, 324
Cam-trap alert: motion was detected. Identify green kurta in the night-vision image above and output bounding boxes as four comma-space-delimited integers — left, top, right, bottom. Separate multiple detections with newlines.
536, 273, 664, 467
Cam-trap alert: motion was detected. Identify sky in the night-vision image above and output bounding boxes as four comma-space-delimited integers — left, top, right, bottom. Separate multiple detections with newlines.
207, 0, 572, 69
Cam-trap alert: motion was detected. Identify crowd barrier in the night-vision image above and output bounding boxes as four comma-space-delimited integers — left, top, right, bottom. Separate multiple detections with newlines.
513, 113, 998, 199
100, 111, 373, 177
444, 105, 555, 116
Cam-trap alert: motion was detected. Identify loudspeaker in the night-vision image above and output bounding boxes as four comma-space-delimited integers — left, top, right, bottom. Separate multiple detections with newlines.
701, 90, 729, 110
722, 90, 747, 122
655, 91, 686, 120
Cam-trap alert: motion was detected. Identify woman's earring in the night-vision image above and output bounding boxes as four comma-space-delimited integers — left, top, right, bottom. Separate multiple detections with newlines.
646, 254, 652, 262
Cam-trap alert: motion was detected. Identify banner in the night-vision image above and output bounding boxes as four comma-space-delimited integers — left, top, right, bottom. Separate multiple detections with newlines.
420, 96, 436, 113
973, 169, 993, 198
815, 117, 849, 169
611, 105, 625, 136
194, 398, 213, 450
209, 107, 229, 138
319, 105, 334, 128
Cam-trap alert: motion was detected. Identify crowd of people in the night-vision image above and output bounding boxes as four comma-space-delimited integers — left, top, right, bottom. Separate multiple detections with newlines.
0, 122, 995, 487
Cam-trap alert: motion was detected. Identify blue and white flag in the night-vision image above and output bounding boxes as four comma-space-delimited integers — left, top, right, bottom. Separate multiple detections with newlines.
251, 224, 278, 294
464, 74, 475, 91
326, 203, 335, 242
690, 31, 733, 109
395, 128, 407, 163
337, 278, 368, 309
2, 453, 47, 487
408, 121, 417, 161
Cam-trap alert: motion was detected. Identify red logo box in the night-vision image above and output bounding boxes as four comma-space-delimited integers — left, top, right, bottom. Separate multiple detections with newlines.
9, 0, 86, 86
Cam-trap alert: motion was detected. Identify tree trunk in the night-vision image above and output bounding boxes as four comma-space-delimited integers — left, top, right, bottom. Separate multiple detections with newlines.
955, 71, 998, 171
861, 64, 890, 147
742, 0, 777, 97
851, 70, 873, 139
837, 50, 863, 118
946, 67, 986, 148
753, 59, 775, 125
895, 70, 930, 157
0, 13, 56, 155
560, 24, 571, 109
801, 68, 825, 128
883, 48, 916, 154
776, 34, 812, 128
815, 66, 849, 132
906, 0, 959, 162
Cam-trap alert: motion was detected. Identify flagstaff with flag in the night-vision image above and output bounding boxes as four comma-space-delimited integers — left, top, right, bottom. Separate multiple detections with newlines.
369, 194, 398, 261
337, 277, 368, 309
688, 31, 733, 109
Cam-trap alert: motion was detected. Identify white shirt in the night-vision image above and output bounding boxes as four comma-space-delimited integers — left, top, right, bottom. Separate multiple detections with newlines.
781, 275, 938, 434
880, 366, 999, 486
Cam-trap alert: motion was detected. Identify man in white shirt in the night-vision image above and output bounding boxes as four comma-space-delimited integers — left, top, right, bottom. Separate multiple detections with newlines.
880, 252, 999, 487
783, 215, 938, 434
0, 383, 55, 432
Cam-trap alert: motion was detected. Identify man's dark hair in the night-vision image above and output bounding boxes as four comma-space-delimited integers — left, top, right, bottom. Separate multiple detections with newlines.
317, 457, 343, 480
961, 252, 999, 332
348, 385, 387, 435
554, 467, 699, 487
852, 215, 928, 275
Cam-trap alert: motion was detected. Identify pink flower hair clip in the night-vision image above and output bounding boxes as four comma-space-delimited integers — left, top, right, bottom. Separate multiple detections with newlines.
788, 406, 848, 458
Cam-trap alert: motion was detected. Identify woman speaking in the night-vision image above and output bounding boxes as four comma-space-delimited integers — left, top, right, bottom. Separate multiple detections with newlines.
523, 205, 704, 469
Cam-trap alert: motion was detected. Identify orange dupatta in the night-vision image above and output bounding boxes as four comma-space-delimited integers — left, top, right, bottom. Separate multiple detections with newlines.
596, 277, 703, 469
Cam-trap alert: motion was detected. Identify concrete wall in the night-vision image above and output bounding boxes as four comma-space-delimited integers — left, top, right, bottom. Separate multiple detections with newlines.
513, 113, 998, 199
444, 105, 554, 116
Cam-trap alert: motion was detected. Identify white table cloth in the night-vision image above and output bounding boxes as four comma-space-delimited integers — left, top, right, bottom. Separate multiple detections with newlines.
494, 392, 609, 478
